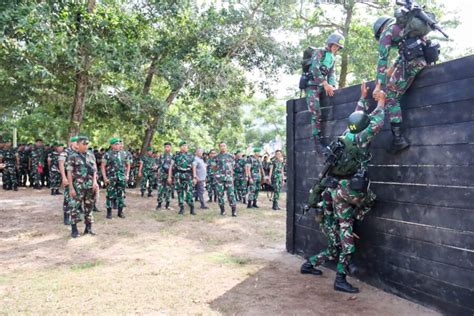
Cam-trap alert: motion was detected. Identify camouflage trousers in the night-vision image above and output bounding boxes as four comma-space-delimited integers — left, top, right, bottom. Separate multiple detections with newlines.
3, 165, 18, 188
128, 167, 138, 187
140, 171, 155, 193
234, 176, 247, 201
331, 179, 375, 274
49, 170, 61, 190
216, 178, 236, 207
309, 189, 340, 267
106, 178, 126, 209
30, 163, 43, 187
70, 186, 96, 225
63, 186, 72, 216
247, 177, 261, 202
386, 58, 426, 124
207, 175, 217, 199
157, 175, 172, 204
305, 86, 324, 138
271, 176, 282, 202
18, 165, 28, 185
175, 173, 194, 207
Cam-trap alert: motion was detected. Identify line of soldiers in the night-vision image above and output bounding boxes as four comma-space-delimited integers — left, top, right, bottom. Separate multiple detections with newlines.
299, 6, 440, 294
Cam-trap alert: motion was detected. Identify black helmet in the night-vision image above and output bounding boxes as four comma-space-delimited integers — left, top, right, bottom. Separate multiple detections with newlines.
347, 111, 370, 133
373, 16, 394, 40
326, 33, 345, 49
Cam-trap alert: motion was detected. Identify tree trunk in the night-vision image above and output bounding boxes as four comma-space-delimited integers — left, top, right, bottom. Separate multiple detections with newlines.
338, 0, 354, 88
68, 0, 96, 137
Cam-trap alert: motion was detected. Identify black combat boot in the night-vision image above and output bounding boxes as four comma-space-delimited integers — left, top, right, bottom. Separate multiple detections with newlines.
178, 205, 184, 215
247, 200, 252, 209
64, 212, 71, 225
118, 207, 125, 218
389, 124, 410, 154
13, 185, 18, 191
208, 196, 213, 203
141, 190, 144, 197
334, 272, 359, 293
106, 208, 112, 219
231, 206, 237, 217
51, 189, 55, 195
156, 202, 162, 210
272, 200, 278, 210
190, 205, 196, 215
165, 201, 170, 209
219, 205, 225, 215
300, 260, 322, 275
147, 191, 152, 197
56, 189, 62, 195
214, 195, 217, 202
71, 224, 80, 238
242, 196, 246, 204
84, 223, 96, 235
252, 200, 259, 208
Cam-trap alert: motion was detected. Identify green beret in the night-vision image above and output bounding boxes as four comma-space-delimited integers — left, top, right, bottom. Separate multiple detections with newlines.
56, 143, 65, 147
253, 147, 261, 153
234, 150, 241, 154
69, 136, 78, 142
179, 141, 187, 147
109, 137, 121, 145
146, 146, 153, 151
77, 136, 89, 143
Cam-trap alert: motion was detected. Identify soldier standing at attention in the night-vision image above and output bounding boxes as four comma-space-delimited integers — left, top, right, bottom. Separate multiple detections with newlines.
245, 147, 264, 209
0, 137, 18, 191
67, 136, 99, 238
59, 136, 78, 225
206, 149, 218, 203
17, 144, 28, 187
168, 141, 196, 215
268, 150, 285, 210
48, 143, 64, 195
138, 147, 155, 197
233, 150, 247, 204
29, 138, 45, 189
102, 137, 130, 219
305, 33, 345, 153
156, 142, 173, 210
215, 142, 237, 217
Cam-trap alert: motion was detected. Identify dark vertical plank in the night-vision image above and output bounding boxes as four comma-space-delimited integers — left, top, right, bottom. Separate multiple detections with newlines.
286, 99, 296, 254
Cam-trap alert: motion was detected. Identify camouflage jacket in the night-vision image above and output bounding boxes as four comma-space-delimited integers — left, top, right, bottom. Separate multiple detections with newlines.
31, 146, 45, 166
308, 47, 336, 87
173, 152, 194, 178
271, 158, 284, 181
67, 150, 97, 190
103, 149, 129, 180
207, 156, 218, 177
48, 151, 61, 173
1, 147, 18, 167
18, 149, 29, 166
59, 147, 75, 171
215, 152, 234, 181
234, 158, 246, 179
246, 156, 263, 180
158, 153, 173, 176
140, 154, 155, 173
376, 22, 404, 85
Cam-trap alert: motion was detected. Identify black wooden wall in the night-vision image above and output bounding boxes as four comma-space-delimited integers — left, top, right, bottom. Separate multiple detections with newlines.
286, 55, 474, 315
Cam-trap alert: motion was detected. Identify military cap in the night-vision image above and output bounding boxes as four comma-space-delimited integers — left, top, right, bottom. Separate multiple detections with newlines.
146, 146, 153, 151
56, 143, 65, 147
77, 136, 89, 143
69, 136, 78, 142
234, 150, 241, 154
109, 137, 122, 145
253, 147, 261, 153
179, 141, 187, 147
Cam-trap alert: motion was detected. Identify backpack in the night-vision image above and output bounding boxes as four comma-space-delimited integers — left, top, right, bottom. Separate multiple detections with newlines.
396, 8, 436, 38
299, 47, 330, 90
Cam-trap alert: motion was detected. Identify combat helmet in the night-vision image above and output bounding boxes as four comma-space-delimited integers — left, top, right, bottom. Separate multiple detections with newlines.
347, 111, 370, 133
326, 33, 345, 49
373, 16, 394, 40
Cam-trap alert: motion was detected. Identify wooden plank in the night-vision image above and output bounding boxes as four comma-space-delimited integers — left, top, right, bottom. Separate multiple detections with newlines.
371, 182, 474, 210
369, 165, 474, 187
286, 99, 296, 253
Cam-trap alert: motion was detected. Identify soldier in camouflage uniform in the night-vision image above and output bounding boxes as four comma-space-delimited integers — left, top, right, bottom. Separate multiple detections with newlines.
206, 149, 218, 203
29, 139, 45, 189
47, 143, 64, 195
245, 148, 264, 208
59, 136, 78, 225
305, 33, 345, 153
128, 149, 139, 188
156, 142, 173, 210
168, 141, 196, 215
301, 83, 385, 294
268, 150, 285, 210
139, 147, 155, 197
101, 137, 130, 219
17, 144, 29, 186
233, 150, 247, 204
215, 142, 237, 217
43, 144, 53, 188
372, 16, 427, 153
67, 136, 99, 238
0, 138, 18, 191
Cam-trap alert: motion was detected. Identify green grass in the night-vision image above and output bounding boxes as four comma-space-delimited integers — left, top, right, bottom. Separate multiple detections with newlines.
207, 252, 253, 266
70, 260, 103, 271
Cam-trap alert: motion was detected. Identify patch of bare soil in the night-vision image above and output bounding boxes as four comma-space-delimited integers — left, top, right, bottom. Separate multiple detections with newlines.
0, 187, 438, 315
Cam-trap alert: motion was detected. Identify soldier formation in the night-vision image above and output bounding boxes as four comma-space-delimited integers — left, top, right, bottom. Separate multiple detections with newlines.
0, 136, 286, 238
300, 5, 443, 295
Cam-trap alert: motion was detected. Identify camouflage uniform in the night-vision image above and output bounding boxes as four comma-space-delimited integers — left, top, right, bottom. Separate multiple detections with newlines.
215, 152, 236, 208
206, 156, 218, 202
30, 145, 45, 188
59, 147, 75, 223
305, 48, 336, 138
48, 150, 61, 191
18, 147, 29, 186
270, 158, 284, 203
66, 150, 97, 225
157, 152, 173, 206
128, 151, 139, 188
233, 157, 247, 202
140, 154, 155, 195
1, 146, 18, 190
246, 155, 263, 203
172, 152, 195, 208
376, 22, 426, 124
103, 149, 130, 210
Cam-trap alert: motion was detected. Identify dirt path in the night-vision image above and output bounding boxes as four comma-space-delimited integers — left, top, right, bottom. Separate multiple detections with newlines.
0, 187, 438, 315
